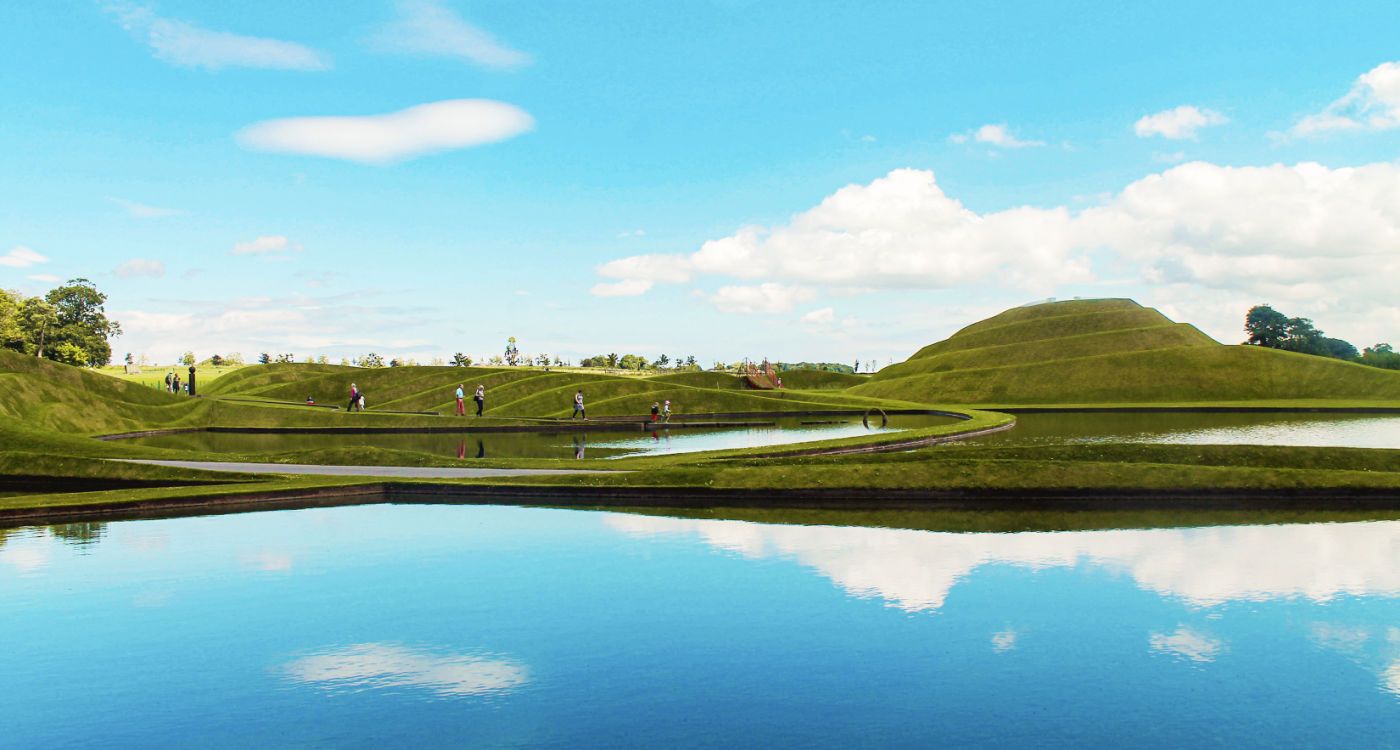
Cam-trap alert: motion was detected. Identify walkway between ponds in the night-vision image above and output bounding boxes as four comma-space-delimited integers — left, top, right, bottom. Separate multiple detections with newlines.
113, 459, 621, 479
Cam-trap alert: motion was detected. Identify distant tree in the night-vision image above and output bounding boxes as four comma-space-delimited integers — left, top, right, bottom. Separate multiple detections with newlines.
853, 360, 859, 373
0, 288, 23, 352
258, 352, 272, 365
124, 352, 134, 365
1244, 305, 1290, 348
224, 352, 245, 366
685, 355, 697, 369
209, 353, 225, 367
316, 355, 329, 365
553, 355, 564, 367
1361, 343, 1400, 370
274, 353, 295, 364
451, 352, 472, 367
657, 354, 670, 369
389, 358, 402, 367
488, 355, 505, 366
606, 352, 619, 368
619, 353, 646, 370
430, 356, 445, 366
45, 279, 120, 366
51, 341, 88, 366
359, 353, 385, 368
1321, 337, 1359, 361
505, 337, 520, 366
180, 351, 196, 367
535, 353, 550, 366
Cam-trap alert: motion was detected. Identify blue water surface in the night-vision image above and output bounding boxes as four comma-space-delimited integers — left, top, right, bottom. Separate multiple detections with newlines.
4, 506, 1400, 748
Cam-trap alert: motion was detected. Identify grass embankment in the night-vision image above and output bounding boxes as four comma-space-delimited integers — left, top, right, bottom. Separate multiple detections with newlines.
96, 363, 247, 389
853, 298, 1400, 405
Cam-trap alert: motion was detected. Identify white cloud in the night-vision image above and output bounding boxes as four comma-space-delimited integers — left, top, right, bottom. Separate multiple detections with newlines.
800, 307, 835, 325
0, 246, 48, 268
1291, 61, 1400, 137
1134, 105, 1229, 140
617, 228, 647, 238
104, 2, 330, 71
232, 235, 301, 255
114, 258, 166, 279
593, 162, 1400, 337
951, 123, 1045, 148
108, 197, 180, 218
1150, 627, 1224, 663
590, 279, 653, 297
285, 643, 527, 697
370, 0, 530, 69
709, 283, 815, 314
236, 99, 534, 165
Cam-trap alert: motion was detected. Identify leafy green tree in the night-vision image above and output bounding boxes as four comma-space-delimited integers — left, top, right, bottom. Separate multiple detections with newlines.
1321, 337, 1359, 360
1360, 343, 1400, 370
685, 355, 697, 369
274, 353, 295, 363
389, 358, 403, 367
451, 352, 472, 367
606, 352, 619, 368
505, 337, 520, 366
51, 341, 89, 366
20, 297, 59, 359
45, 279, 120, 366
180, 351, 196, 367
656, 354, 670, 369
258, 352, 271, 364
0, 288, 23, 352
619, 353, 648, 370
359, 352, 385, 368
223, 352, 244, 366
1244, 305, 1290, 348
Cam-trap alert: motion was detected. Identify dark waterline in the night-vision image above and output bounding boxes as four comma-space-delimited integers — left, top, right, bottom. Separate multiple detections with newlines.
3, 504, 1400, 748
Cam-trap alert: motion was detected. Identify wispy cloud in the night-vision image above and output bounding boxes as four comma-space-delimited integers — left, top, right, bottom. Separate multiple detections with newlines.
232, 236, 301, 255
1134, 105, 1228, 140
236, 99, 534, 165
114, 258, 166, 279
108, 196, 180, 218
0, 246, 48, 268
950, 123, 1045, 149
1290, 60, 1400, 137
370, 0, 530, 69
104, 2, 330, 71
590, 279, 653, 297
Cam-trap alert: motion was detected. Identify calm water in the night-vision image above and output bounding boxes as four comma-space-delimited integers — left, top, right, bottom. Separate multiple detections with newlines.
4, 505, 1400, 747
123, 414, 956, 460
965, 411, 1400, 449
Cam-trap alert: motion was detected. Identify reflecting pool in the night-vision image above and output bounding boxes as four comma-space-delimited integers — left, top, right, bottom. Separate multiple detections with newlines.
964, 411, 1400, 449
4, 506, 1400, 747
120, 413, 958, 460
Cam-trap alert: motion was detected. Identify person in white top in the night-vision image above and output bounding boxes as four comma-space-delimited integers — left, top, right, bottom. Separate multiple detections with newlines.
474, 385, 485, 416
572, 390, 586, 419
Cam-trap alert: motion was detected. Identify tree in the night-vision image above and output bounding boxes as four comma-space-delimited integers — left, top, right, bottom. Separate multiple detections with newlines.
20, 298, 59, 359
451, 352, 472, 367
359, 352, 385, 368
209, 354, 225, 367
657, 354, 670, 369
685, 355, 697, 369
505, 337, 520, 366
1244, 305, 1290, 348
51, 341, 89, 366
180, 351, 196, 367
619, 353, 647, 370
389, 358, 403, 367
316, 355, 329, 365
0, 288, 22, 352
45, 279, 120, 366
275, 353, 295, 363
606, 352, 619, 368
258, 353, 272, 365
224, 352, 245, 366
1321, 337, 1359, 361
1361, 343, 1400, 370
488, 354, 505, 366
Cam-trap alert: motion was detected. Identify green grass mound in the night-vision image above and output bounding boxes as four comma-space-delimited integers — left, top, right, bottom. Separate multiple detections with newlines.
854, 298, 1400, 404
777, 369, 867, 390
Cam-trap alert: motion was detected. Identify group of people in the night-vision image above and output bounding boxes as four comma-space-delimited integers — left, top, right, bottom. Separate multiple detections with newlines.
649, 400, 672, 423
347, 383, 366, 412
162, 371, 183, 394
455, 384, 486, 416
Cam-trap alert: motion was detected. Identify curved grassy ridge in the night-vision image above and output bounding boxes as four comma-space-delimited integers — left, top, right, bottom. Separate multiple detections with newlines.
775, 369, 867, 389
856, 298, 1400, 404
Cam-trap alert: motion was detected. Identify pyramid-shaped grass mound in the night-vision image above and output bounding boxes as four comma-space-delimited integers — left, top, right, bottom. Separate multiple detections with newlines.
849, 298, 1400, 404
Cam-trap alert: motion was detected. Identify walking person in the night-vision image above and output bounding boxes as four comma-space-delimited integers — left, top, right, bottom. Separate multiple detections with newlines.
474, 385, 485, 416
348, 383, 360, 412
572, 390, 586, 419
172, 373, 181, 395
164, 371, 173, 393
455, 384, 466, 416
650, 402, 660, 422
662, 400, 672, 423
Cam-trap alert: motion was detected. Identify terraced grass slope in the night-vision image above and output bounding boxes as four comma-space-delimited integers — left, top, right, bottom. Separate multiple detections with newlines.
852, 298, 1400, 404
208, 364, 912, 417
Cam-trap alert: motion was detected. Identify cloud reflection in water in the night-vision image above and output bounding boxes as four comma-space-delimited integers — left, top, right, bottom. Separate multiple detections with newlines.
284, 643, 528, 697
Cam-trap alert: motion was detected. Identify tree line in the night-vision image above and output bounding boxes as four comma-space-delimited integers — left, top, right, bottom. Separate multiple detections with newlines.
1244, 305, 1399, 370
0, 279, 121, 366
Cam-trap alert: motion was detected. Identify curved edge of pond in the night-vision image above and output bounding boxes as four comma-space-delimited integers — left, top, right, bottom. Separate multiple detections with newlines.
7, 481, 1400, 526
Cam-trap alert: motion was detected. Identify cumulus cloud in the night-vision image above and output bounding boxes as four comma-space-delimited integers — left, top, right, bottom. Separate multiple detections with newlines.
951, 123, 1045, 148
800, 307, 836, 325
709, 283, 816, 314
1134, 105, 1229, 140
1291, 61, 1400, 137
114, 258, 166, 279
370, 0, 530, 69
590, 279, 653, 297
593, 163, 1400, 335
0, 246, 48, 268
236, 99, 534, 164
108, 197, 180, 218
232, 235, 301, 255
104, 2, 330, 71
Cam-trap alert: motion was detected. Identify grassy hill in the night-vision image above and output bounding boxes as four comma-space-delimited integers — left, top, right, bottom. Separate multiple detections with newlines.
852, 298, 1400, 404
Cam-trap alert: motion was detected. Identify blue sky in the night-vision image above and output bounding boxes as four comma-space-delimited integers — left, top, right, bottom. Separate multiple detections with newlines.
3, 1, 1399, 366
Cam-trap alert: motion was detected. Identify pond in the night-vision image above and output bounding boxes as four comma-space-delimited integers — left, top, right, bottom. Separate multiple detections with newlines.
962, 411, 1400, 449
119, 414, 959, 460
4, 505, 1400, 747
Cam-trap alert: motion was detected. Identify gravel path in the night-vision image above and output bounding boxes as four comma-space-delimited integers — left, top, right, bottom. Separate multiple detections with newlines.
113, 459, 619, 479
